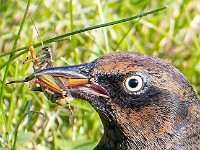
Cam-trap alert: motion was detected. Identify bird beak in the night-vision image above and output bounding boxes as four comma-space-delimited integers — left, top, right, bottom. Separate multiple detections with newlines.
34, 63, 110, 100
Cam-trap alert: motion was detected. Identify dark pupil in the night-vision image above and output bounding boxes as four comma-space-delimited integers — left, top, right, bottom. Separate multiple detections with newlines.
128, 79, 138, 88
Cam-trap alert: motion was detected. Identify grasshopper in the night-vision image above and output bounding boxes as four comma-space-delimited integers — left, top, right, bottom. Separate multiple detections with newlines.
7, 45, 92, 108
6, 13, 93, 108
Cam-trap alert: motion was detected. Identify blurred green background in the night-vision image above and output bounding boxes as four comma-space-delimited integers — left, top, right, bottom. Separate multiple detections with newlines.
0, 0, 200, 149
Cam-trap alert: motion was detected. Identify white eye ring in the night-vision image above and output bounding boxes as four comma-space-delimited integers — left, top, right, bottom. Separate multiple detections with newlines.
125, 75, 143, 92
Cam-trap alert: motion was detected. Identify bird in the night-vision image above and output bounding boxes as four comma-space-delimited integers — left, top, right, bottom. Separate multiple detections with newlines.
33, 51, 200, 150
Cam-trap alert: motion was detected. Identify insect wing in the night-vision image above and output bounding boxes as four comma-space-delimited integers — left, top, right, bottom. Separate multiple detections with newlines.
51, 76, 74, 105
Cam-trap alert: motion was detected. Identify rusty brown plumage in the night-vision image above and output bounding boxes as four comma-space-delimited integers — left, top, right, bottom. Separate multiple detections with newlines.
84, 52, 200, 149
32, 51, 200, 150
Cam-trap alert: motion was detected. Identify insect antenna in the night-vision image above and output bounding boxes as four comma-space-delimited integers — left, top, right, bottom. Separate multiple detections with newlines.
6, 73, 35, 85
28, 13, 44, 48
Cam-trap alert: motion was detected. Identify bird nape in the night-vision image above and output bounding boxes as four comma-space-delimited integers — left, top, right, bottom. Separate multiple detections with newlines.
35, 51, 200, 150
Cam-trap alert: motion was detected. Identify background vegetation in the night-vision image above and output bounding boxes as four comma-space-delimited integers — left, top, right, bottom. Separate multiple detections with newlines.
0, 0, 200, 149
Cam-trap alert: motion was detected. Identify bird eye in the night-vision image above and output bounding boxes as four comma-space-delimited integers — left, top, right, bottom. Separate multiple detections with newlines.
125, 75, 143, 92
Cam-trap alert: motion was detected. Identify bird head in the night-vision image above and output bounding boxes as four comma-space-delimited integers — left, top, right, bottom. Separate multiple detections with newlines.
35, 51, 199, 149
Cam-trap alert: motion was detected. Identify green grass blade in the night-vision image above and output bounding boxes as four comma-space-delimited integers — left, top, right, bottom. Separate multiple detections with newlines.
0, 6, 167, 62
0, 0, 31, 146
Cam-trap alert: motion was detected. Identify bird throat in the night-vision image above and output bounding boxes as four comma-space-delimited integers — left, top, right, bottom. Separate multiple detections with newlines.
94, 99, 177, 150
